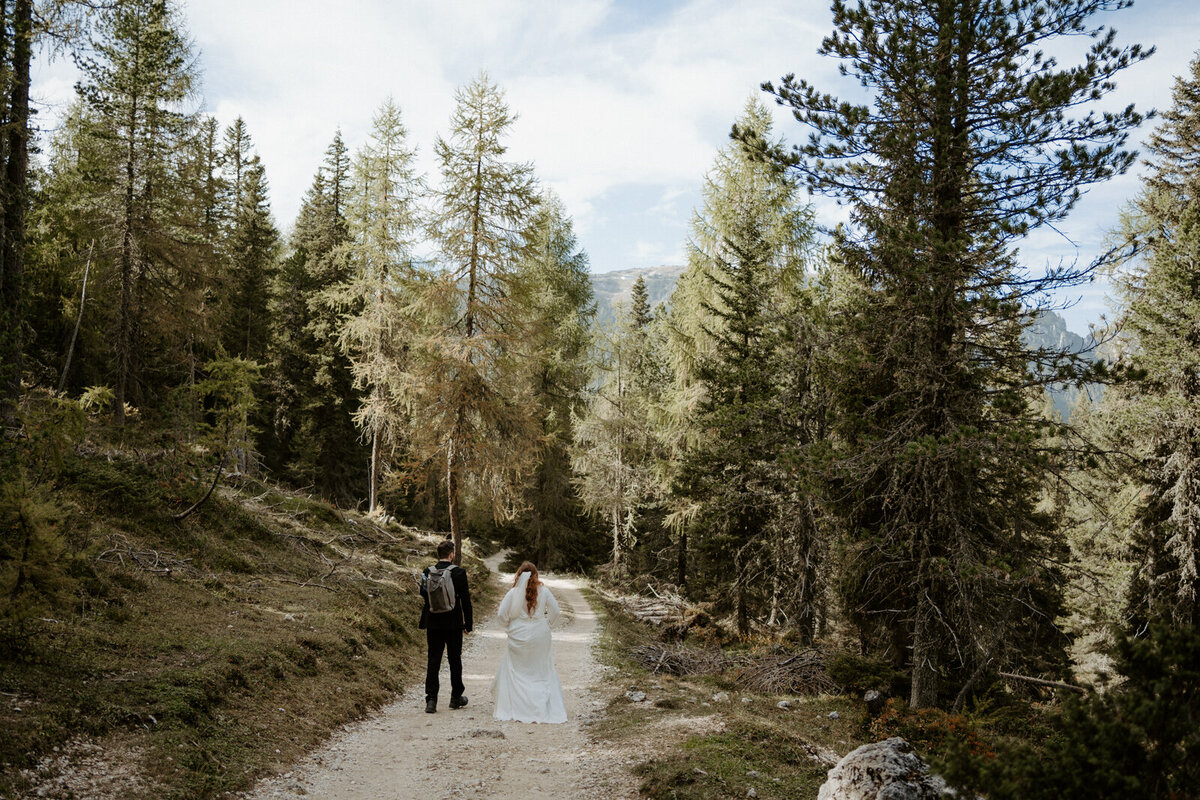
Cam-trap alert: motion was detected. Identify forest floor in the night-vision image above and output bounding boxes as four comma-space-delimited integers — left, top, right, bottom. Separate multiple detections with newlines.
236, 552, 642, 800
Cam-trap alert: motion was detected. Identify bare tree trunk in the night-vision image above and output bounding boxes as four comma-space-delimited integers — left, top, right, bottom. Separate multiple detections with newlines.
58, 240, 94, 393
910, 582, 941, 709
447, 432, 462, 565
676, 528, 687, 587
611, 507, 622, 574
115, 89, 138, 427
1, 0, 31, 422
368, 424, 380, 513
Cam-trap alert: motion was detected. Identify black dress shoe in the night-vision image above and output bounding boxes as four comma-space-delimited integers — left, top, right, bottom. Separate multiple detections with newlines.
449, 696, 468, 709
425, 699, 437, 713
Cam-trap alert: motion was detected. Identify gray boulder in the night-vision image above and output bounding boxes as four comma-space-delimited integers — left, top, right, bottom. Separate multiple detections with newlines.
817, 737, 951, 800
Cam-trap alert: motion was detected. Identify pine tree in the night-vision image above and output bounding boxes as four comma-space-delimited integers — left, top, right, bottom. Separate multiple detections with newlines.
410, 74, 540, 562
674, 218, 781, 635
217, 118, 278, 364
224, 158, 278, 363
267, 135, 365, 502
662, 99, 817, 624
222, 117, 252, 213
630, 275, 651, 330
0, 0, 33, 425
753, 0, 1150, 707
513, 193, 596, 568
1109, 53, 1200, 631
177, 113, 227, 378
73, 0, 197, 424
338, 98, 423, 513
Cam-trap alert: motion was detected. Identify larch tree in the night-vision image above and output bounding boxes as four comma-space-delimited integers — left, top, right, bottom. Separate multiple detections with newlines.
338, 98, 423, 513
752, 0, 1151, 707
513, 192, 596, 569
413, 74, 539, 563
568, 307, 657, 575
74, 0, 197, 425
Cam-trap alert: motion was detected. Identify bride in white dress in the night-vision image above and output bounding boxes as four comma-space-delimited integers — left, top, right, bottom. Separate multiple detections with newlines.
492, 562, 567, 723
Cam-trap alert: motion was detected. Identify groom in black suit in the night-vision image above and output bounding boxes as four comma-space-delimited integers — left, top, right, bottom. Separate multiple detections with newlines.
419, 538, 473, 713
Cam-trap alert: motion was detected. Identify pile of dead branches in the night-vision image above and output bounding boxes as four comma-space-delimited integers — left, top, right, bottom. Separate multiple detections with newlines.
734, 649, 837, 696
596, 585, 711, 636
632, 642, 739, 676
96, 536, 197, 577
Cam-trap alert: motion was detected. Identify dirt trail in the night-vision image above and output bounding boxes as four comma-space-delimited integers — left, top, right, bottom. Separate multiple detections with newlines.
240, 554, 638, 800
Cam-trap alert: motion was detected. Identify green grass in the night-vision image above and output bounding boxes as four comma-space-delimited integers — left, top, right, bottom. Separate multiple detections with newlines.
0, 449, 496, 799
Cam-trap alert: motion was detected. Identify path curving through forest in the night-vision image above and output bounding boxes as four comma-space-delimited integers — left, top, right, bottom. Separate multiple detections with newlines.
239, 553, 637, 800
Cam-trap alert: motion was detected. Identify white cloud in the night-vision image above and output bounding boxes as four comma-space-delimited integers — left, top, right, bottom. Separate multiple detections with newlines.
29, 0, 1200, 328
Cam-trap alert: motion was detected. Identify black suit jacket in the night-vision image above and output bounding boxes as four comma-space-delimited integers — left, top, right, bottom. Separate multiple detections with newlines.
419, 561, 473, 632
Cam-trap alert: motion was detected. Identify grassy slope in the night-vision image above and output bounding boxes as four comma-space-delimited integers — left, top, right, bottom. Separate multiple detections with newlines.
0, 450, 495, 799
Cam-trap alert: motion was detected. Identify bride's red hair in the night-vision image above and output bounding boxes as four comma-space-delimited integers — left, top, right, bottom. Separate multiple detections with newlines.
513, 561, 539, 614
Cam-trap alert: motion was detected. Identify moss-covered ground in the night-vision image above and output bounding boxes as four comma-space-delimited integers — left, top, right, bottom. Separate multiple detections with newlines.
0, 449, 496, 799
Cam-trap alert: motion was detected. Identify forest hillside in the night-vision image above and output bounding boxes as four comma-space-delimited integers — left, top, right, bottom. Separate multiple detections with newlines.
1, 410, 489, 797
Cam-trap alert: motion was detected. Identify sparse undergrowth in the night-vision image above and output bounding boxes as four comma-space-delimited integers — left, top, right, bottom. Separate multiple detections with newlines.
584, 588, 866, 800
584, 587, 1093, 800
0, 447, 495, 799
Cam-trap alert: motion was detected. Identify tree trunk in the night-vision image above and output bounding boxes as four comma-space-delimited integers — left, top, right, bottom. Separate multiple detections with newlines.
115, 88, 138, 426
676, 528, 687, 587
735, 549, 749, 637
58, 240, 94, 393
447, 439, 462, 565
910, 582, 941, 709
1, 0, 30, 421
368, 424, 380, 513
611, 507, 622, 574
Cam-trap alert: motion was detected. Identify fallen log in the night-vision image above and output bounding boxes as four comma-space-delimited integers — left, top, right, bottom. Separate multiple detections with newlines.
997, 671, 1086, 694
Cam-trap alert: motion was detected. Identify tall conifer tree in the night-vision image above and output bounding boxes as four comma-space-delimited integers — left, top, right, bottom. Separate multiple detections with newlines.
267, 135, 364, 501
514, 193, 595, 568
413, 73, 539, 562
338, 98, 423, 513
74, 0, 197, 424
663, 99, 816, 616
1108, 53, 1200, 631
754, 0, 1150, 706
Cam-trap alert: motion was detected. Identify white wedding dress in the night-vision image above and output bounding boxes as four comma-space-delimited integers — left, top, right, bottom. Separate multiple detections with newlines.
492, 573, 567, 723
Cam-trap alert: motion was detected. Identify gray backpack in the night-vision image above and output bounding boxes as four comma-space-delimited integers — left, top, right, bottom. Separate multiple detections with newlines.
425, 565, 457, 614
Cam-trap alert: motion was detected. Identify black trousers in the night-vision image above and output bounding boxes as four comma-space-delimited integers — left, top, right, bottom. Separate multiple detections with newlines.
425, 628, 464, 702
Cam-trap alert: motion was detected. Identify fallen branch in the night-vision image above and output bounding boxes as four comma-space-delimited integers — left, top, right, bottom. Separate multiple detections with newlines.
271, 576, 339, 593
997, 671, 1087, 694
174, 454, 226, 522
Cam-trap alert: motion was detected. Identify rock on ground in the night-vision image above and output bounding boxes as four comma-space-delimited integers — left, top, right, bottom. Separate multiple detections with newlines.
817, 737, 951, 800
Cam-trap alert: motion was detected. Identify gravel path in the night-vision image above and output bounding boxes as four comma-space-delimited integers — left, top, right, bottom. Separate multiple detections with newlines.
239, 555, 638, 800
